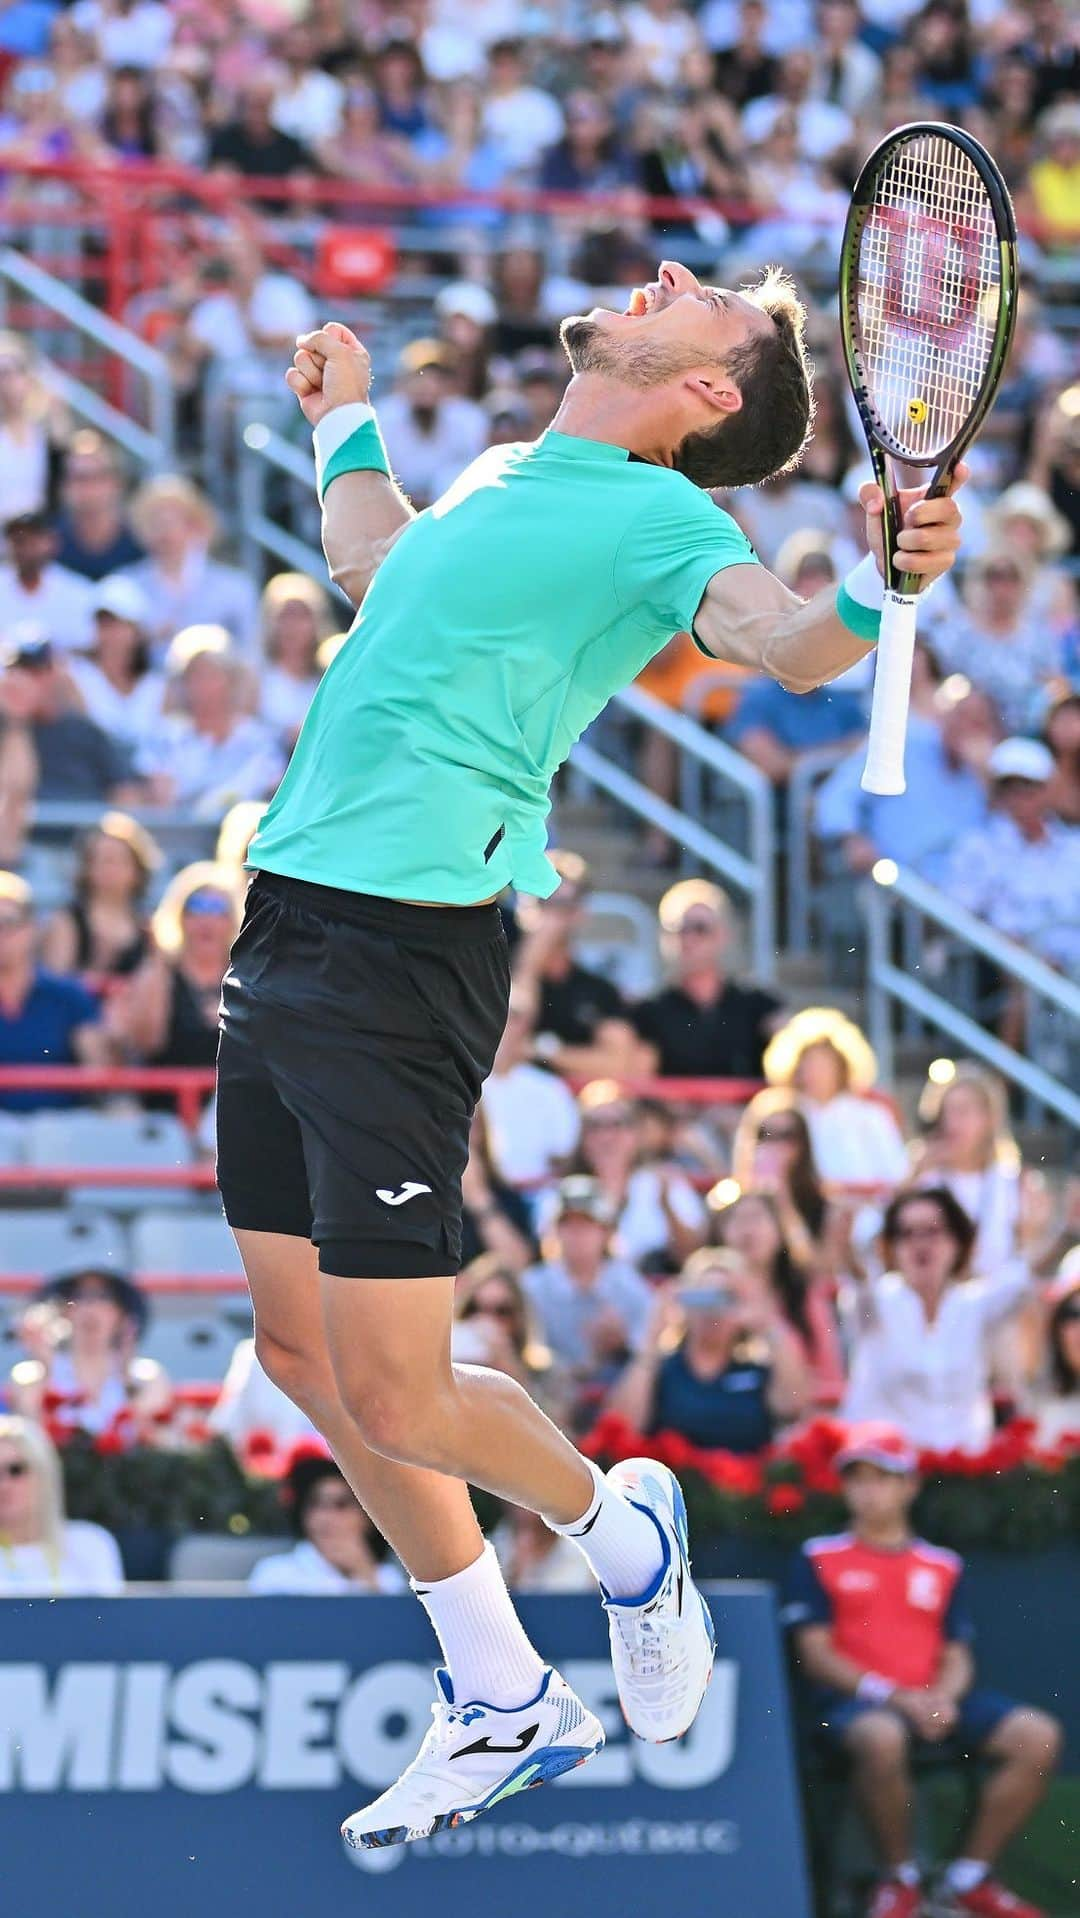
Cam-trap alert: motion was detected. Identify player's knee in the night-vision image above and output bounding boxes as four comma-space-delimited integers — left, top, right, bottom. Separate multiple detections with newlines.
339, 1378, 433, 1465
254, 1326, 333, 1419
997, 1709, 1063, 1773
847, 1711, 909, 1770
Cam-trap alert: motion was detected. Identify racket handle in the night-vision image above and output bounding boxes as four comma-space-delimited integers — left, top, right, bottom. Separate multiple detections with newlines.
861, 589, 919, 795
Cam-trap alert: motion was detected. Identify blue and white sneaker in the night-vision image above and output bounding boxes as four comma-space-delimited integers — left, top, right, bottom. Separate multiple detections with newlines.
602, 1457, 717, 1744
341, 1666, 604, 1851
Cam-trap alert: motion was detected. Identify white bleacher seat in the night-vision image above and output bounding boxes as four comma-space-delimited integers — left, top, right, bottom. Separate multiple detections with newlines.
142, 1311, 247, 1382
0, 1207, 130, 1278
22, 1111, 197, 1211
130, 1208, 245, 1277
0, 1113, 24, 1166
168, 1534, 291, 1584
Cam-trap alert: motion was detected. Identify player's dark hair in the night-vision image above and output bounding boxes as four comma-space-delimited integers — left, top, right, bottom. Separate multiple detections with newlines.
673, 266, 815, 490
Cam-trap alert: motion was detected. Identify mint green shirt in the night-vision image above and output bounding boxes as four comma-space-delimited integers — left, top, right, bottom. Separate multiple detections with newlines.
249, 429, 757, 902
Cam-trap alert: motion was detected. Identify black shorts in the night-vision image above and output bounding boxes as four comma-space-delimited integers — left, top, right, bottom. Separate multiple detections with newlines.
216, 872, 510, 1278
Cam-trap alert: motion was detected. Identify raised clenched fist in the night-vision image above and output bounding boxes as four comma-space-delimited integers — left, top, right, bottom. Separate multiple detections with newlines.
286, 321, 372, 426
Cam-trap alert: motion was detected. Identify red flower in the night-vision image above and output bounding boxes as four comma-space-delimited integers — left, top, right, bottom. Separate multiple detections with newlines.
94, 1429, 128, 1455
766, 1485, 806, 1517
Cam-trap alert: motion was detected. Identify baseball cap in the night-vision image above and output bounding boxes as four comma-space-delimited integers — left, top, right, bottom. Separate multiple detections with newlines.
399, 337, 453, 375
92, 574, 151, 626
556, 1175, 617, 1227
987, 737, 1055, 785
1, 627, 53, 670
435, 281, 497, 328
836, 1422, 918, 1475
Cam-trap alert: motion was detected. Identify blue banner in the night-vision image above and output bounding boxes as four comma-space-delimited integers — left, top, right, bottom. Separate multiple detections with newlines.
0, 1583, 811, 1918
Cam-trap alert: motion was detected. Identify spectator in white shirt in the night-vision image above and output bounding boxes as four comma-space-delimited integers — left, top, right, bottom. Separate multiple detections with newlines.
71, 0, 173, 69
479, 37, 565, 170
0, 331, 54, 525
535, 1079, 706, 1272
809, 0, 882, 114
270, 18, 344, 146
479, 983, 581, 1189
523, 1176, 654, 1422
946, 738, 1080, 977
138, 625, 284, 819
0, 1414, 125, 1595
742, 48, 853, 160
248, 1449, 404, 1595
0, 511, 95, 652
763, 1006, 910, 1189
378, 339, 488, 510
622, 0, 703, 88
66, 573, 166, 748
841, 1187, 1031, 1452
123, 475, 259, 658
258, 571, 329, 748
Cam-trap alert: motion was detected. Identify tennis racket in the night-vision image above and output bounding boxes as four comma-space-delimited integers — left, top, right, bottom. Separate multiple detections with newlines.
838, 122, 1018, 794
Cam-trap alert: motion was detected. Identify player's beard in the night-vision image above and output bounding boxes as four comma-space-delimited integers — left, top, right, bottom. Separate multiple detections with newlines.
560, 313, 717, 389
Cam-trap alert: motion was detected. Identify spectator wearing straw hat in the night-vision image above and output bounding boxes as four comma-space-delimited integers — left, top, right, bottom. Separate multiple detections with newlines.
0, 1415, 125, 1595
762, 1007, 908, 1189
122, 474, 259, 658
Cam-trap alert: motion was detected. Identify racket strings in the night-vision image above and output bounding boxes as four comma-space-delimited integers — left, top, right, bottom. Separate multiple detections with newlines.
857, 132, 1000, 461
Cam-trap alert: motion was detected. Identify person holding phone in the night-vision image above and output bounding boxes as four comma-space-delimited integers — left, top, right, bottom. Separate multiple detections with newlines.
608, 1247, 812, 1450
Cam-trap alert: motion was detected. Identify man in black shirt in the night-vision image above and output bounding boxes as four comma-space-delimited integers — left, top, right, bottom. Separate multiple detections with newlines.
511, 850, 653, 1080
630, 879, 782, 1080
208, 69, 313, 206
1, 637, 133, 802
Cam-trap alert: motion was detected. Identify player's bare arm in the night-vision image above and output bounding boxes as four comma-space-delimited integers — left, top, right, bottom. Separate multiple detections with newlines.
694, 473, 965, 693
288, 322, 415, 605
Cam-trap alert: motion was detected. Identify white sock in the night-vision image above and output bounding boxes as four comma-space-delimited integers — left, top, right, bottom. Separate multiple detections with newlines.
545, 1458, 666, 1600
411, 1542, 546, 1708
943, 1860, 990, 1894
893, 1862, 921, 1887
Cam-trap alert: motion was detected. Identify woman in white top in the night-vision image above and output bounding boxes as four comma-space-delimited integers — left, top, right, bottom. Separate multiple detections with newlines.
248, 1450, 404, 1595
0, 330, 55, 524
537, 1079, 706, 1272
910, 1065, 1026, 1275
0, 1414, 124, 1596
841, 1187, 1031, 1453
1031, 1265, 1080, 1451
258, 571, 330, 748
10, 1266, 171, 1444
65, 572, 167, 748
763, 1006, 909, 1191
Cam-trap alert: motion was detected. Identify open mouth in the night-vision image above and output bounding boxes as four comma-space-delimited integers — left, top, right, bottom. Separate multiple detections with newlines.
622, 284, 658, 316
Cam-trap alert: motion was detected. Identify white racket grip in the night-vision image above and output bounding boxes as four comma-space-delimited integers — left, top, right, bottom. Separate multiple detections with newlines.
861, 589, 918, 795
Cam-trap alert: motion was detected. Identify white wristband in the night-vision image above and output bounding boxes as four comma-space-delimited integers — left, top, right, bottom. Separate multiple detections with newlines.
843, 552, 886, 611
313, 401, 376, 490
856, 1672, 896, 1705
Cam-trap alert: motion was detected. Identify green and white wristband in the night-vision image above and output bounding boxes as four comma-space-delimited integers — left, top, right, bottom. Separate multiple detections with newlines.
835, 552, 885, 642
313, 401, 391, 504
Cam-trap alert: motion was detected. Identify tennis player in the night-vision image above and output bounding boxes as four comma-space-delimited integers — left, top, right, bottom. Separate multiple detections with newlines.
217, 260, 965, 1850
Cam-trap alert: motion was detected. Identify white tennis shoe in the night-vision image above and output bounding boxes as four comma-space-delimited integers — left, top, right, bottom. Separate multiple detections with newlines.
341, 1665, 605, 1851
601, 1457, 716, 1743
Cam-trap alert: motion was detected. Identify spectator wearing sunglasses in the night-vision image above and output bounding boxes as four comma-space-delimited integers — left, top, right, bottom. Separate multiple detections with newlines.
540, 1078, 707, 1273
630, 879, 783, 1081
0, 1414, 125, 1595
1032, 1259, 1080, 1450
452, 1255, 569, 1427
111, 861, 240, 1091
10, 1264, 170, 1444
841, 1188, 1033, 1452
249, 1448, 405, 1594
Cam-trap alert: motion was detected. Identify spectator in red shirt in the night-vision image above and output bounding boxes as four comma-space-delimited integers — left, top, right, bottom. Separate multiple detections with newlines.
784, 1423, 1062, 1918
